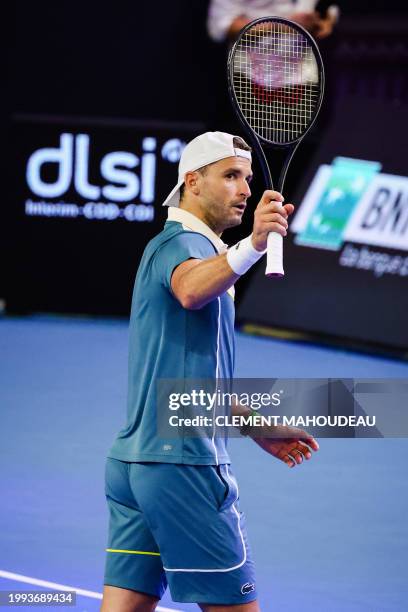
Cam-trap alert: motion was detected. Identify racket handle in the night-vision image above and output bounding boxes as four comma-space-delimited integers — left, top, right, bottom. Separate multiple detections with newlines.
265, 232, 284, 277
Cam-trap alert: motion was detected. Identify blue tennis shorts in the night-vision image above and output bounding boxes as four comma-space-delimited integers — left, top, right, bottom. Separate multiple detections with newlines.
104, 458, 257, 605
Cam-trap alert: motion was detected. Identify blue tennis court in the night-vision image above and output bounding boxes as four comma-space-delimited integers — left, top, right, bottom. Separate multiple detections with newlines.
1, 315, 407, 611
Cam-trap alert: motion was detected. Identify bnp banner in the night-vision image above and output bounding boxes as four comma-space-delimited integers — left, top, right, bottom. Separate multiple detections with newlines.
291, 157, 408, 278
237, 160, 408, 352
238, 95, 408, 354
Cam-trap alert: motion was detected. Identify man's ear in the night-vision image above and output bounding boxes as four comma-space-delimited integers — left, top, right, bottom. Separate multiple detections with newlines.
184, 171, 200, 196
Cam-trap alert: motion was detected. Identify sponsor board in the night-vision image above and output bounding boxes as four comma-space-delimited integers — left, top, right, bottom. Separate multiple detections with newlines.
292, 157, 408, 253
20, 128, 186, 223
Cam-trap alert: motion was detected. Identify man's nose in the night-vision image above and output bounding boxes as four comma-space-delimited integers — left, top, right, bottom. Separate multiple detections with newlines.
240, 180, 251, 198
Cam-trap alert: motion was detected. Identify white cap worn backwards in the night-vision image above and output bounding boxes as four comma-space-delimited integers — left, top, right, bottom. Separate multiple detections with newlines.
162, 131, 252, 208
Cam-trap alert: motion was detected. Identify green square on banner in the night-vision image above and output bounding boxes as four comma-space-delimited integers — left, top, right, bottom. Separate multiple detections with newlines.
295, 157, 381, 251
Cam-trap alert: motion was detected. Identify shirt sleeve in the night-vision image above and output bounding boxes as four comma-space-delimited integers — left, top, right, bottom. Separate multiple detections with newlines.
154, 231, 217, 291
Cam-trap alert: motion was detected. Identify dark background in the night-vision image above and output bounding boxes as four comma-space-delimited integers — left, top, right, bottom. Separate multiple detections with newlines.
6, 0, 408, 354
10, 1, 408, 120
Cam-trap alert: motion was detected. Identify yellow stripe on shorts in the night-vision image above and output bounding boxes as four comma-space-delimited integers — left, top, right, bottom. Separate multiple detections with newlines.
106, 548, 160, 556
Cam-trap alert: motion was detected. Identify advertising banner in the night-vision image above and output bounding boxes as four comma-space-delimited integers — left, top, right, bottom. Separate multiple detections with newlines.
237, 99, 408, 354
9, 114, 203, 314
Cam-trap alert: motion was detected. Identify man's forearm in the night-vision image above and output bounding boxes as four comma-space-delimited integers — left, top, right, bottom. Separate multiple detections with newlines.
172, 194, 292, 310
231, 402, 272, 439
175, 253, 240, 309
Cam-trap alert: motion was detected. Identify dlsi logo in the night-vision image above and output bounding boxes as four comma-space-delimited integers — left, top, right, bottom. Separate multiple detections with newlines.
291, 157, 408, 253
26, 133, 185, 203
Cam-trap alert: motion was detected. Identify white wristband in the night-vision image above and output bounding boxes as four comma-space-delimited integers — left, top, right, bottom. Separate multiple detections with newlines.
226, 235, 266, 276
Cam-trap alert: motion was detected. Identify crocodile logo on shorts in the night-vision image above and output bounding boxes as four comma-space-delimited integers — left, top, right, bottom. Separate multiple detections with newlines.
241, 582, 255, 595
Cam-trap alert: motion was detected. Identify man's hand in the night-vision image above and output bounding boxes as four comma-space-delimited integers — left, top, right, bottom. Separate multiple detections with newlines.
314, 14, 336, 39
251, 190, 295, 252
289, 11, 322, 35
290, 10, 336, 39
253, 424, 319, 468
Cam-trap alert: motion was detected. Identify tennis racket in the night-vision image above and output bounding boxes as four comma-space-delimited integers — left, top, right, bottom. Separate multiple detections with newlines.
227, 17, 325, 276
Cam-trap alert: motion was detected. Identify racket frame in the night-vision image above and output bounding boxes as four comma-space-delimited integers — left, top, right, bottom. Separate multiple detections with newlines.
227, 15, 325, 193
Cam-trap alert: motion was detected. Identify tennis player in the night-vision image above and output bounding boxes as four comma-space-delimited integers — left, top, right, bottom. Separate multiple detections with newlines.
101, 131, 319, 612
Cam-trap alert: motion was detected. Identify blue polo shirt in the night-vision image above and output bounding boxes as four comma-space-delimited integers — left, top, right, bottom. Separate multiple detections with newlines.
108, 208, 235, 465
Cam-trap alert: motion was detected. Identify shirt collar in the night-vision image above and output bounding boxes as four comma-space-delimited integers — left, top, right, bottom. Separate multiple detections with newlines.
167, 207, 228, 254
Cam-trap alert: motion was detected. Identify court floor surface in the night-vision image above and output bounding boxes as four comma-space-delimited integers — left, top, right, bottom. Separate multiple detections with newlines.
1, 315, 407, 611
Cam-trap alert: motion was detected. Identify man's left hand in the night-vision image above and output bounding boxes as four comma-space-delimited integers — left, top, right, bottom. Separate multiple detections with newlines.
253, 425, 319, 468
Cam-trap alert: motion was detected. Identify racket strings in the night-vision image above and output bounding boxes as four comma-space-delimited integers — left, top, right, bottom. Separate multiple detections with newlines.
232, 20, 320, 144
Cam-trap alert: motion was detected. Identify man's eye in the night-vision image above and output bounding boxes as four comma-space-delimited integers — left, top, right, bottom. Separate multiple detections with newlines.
226, 173, 236, 179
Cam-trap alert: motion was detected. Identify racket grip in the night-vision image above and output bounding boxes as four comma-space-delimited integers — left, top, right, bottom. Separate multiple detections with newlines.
265, 232, 284, 277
